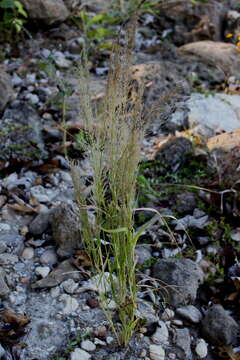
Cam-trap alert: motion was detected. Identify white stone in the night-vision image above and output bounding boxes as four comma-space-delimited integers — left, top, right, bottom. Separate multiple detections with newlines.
81, 340, 96, 352
94, 338, 106, 346
25, 93, 39, 104
54, 55, 72, 69
70, 348, 91, 360
35, 266, 50, 278
149, 344, 165, 360
106, 336, 114, 345
60, 294, 79, 314
80, 273, 117, 295
195, 339, 208, 358
21, 247, 34, 260
151, 321, 169, 345
62, 279, 78, 294
187, 93, 240, 136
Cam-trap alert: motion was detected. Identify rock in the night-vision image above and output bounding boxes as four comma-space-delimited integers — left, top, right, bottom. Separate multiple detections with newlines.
0, 231, 24, 255
71, 348, 91, 360
32, 259, 82, 289
60, 294, 78, 314
187, 94, 240, 137
81, 340, 96, 352
0, 253, 18, 265
175, 192, 197, 215
80, 273, 117, 295
161, 308, 175, 321
0, 102, 47, 162
21, 247, 34, 260
201, 305, 238, 345
135, 245, 152, 266
40, 248, 58, 266
0, 69, 14, 112
195, 339, 208, 359
35, 266, 50, 278
30, 186, 59, 203
173, 213, 209, 230
25, 93, 39, 105
106, 336, 114, 345
158, 0, 224, 45
0, 268, 10, 297
29, 210, 50, 235
179, 41, 240, 77
153, 258, 203, 307
50, 201, 81, 257
176, 305, 202, 324
20, 292, 68, 360
21, 0, 70, 25
155, 137, 193, 173
137, 300, 159, 326
0, 344, 5, 357
149, 344, 165, 360
54, 55, 72, 69
151, 321, 169, 345
174, 328, 192, 360
62, 279, 78, 294
63, 0, 81, 10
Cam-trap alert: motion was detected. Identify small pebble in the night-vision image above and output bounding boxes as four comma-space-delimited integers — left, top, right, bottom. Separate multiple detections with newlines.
81, 340, 96, 352
21, 247, 34, 260
94, 338, 106, 346
40, 248, 58, 266
149, 344, 165, 360
140, 349, 147, 358
161, 308, 175, 321
62, 279, 78, 294
195, 339, 208, 358
94, 325, 107, 339
70, 348, 91, 360
35, 266, 50, 278
106, 336, 114, 345
87, 297, 100, 309
25, 93, 39, 104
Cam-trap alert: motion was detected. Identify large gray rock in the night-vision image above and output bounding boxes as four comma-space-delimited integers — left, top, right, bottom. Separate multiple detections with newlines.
153, 258, 203, 307
201, 305, 238, 346
187, 93, 240, 137
179, 41, 240, 77
0, 69, 14, 112
20, 292, 68, 360
21, 0, 69, 25
0, 102, 47, 162
50, 201, 81, 257
158, 0, 225, 44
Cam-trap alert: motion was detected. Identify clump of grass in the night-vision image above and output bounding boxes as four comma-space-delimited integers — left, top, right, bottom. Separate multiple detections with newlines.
71, 13, 163, 346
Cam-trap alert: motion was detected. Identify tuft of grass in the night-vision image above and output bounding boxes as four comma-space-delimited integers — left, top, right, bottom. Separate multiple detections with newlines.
71, 0, 174, 344
71, 14, 152, 346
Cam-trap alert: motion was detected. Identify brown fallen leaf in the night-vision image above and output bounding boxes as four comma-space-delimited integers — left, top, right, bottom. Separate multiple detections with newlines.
0, 308, 30, 345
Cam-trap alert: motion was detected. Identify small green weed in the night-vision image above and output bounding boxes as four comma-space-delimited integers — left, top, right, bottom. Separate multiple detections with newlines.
0, 0, 28, 40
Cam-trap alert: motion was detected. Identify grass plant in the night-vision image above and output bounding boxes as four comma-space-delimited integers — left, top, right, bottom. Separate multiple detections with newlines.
71, 15, 151, 346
